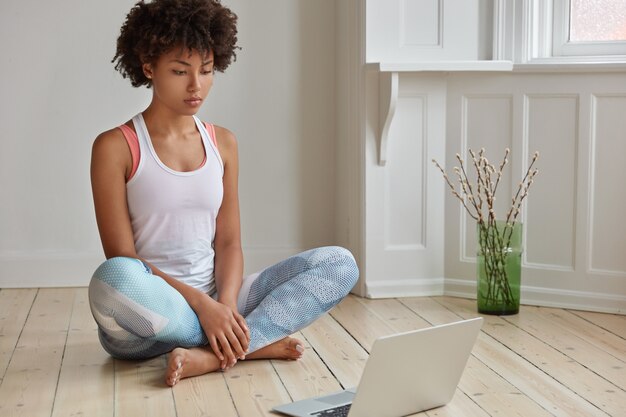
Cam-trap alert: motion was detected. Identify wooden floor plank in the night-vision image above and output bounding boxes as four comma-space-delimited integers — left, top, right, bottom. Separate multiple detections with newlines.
400, 296, 469, 324
0, 289, 37, 383
537, 307, 626, 361
1, 288, 624, 417
439, 296, 626, 417
570, 310, 626, 339
271, 331, 342, 401
0, 288, 75, 417
51, 288, 115, 417
460, 355, 554, 417
115, 356, 177, 417
426, 390, 490, 417
223, 359, 291, 417
299, 313, 368, 388
328, 295, 396, 349
504, 305, 626, 390
173, 370, 238, 417
356, 297, 431, 331
473, 332, 607, 417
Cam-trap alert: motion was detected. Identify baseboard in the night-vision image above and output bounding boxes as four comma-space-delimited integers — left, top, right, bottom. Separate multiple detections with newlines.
444, 278, 626, 314
4, 251, 624, 314
365, 278, 445, 299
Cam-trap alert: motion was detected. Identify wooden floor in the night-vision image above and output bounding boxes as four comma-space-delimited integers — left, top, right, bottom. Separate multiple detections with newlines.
0, 288, 624, 417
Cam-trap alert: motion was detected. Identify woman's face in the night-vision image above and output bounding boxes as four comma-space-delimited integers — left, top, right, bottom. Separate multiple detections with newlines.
143, 48, 214, 116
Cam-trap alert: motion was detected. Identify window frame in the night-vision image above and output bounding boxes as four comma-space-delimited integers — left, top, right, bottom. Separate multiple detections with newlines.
494, 0, 626, 67
552, 0, 626, 57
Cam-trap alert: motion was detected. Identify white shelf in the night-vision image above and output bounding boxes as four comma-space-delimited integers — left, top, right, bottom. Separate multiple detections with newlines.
370, 60, 514, 72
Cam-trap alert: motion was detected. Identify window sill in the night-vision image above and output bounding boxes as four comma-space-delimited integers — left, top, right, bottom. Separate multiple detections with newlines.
513, 58, 626, 73
368, 61, 514, 73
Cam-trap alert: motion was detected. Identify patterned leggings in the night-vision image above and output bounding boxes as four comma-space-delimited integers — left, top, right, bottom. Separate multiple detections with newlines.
88, 246, 359, 360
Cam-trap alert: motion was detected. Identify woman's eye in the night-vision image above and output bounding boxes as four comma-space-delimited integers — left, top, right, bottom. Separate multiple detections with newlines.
201, 69, 214, 75
172, 70, 186, 75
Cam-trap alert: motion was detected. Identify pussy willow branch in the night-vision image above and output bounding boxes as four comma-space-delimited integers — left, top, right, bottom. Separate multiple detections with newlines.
505, 151, 539, 226
492, 148, 510, 198
433, 149, 539, 231
455, 154, 482, 217
433, 160, 479, 220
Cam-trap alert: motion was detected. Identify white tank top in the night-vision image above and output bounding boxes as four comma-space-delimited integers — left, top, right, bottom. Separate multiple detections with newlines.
126, 113, 224, 294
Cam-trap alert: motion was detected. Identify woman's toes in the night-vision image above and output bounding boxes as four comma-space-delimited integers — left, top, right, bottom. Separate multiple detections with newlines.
166, 348, 187, 385
291, 338, 304, 352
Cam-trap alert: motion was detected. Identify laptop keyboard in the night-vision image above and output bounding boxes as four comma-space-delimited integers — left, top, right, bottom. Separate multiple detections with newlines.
311, 403, 352, 417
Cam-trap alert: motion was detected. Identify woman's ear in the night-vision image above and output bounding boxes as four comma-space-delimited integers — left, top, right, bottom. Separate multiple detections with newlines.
143, 63, 153, 80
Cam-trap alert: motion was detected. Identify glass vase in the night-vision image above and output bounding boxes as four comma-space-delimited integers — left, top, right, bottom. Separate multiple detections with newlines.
476, 220, 522, 315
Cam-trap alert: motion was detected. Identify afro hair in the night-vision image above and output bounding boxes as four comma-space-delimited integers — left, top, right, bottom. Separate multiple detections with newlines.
112, 0, 239, 87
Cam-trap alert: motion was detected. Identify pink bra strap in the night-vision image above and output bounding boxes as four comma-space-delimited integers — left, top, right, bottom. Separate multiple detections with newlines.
203, 122, 218, 148
118, 124, 140, 182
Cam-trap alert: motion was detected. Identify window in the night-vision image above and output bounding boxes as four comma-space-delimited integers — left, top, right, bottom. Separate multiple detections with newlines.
553, 0, 626, 56
494, 0, 626, 64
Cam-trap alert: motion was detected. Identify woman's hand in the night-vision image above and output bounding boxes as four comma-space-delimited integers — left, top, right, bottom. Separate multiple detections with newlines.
195, 295, 250, 369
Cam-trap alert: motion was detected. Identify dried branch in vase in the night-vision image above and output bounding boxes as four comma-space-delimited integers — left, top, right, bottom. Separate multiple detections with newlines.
432, 148, 539, 233
432, 148, 539, 314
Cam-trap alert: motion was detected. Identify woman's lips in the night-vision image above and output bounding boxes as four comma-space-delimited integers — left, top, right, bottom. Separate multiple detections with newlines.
184, 97, 203, 106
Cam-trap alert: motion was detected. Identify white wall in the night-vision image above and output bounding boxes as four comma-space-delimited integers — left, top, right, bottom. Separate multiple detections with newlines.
202, 0, 337, 273
0, 0, 337, 287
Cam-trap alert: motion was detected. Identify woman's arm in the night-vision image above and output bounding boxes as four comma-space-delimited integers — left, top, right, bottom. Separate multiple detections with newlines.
90, 128, 248, 367
90, 128, 137, 260
213, 126, 245, 310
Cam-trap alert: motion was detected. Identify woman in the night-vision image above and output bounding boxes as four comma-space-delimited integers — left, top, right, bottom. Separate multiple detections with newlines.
89, 0, 358, 387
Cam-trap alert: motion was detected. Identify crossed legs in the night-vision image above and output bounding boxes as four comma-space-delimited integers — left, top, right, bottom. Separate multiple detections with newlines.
88, 246, 359, 385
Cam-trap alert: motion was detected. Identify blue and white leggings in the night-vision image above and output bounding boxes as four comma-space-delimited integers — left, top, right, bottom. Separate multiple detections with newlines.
88, 246, 359, 360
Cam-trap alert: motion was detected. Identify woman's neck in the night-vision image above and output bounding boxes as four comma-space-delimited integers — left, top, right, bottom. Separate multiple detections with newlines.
141, 103, 198, 138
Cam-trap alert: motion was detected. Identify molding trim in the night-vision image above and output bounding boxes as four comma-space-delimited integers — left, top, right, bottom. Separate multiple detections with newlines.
365, 278, 445, 298
444, 278, 626, 314
3, 250, 623, 314
492, 0, 511, 60
378, 71, 399, 165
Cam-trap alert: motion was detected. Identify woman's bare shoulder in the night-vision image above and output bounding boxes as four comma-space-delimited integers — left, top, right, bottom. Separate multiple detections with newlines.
93, 126, 126, 149
211, 125, 238, 163
91, 125, 132, 170
212, 125, 237, 146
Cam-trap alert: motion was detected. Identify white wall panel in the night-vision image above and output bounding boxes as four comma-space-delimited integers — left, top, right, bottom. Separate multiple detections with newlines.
525, 95, 578, 271
400, 0, 441, 46
366, 0, 482, 62
445, 73, 626, 313
589, 95, 626, 275
364, 74, 446, 298
385, 95, 426, 249
461, 95, 513, 260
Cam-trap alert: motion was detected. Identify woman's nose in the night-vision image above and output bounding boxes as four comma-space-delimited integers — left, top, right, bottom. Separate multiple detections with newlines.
188, 74, 201, 92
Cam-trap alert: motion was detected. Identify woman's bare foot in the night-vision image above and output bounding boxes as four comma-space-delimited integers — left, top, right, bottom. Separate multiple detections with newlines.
246, 337, 305, 361
165, 347, 221, 387
165, 337, 304, 386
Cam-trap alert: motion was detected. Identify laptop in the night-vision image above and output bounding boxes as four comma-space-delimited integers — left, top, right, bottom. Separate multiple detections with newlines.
272, 317, 483, 417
